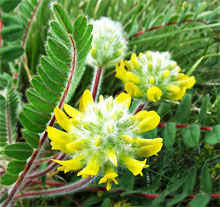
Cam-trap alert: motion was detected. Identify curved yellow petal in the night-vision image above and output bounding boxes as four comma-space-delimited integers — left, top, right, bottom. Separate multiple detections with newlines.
125, 82, 142, 98
167, 85, 180, 93
149, 76, 155, 84
131, 53, 141, 70
47, 126, 75, 144
50, 141, 71, 154
162, 70, 170, 79
66, 139, 87, 152
64, 104, 80, 118
122, 156, 147, 176
115, 62, 129, 83
54, 106, 74, 132
77, 156, 100, 177
124, 60, 133, 70
98, 167, 118, 191
146, 86, 162, 102
107, 149, 117, 167
177, 74, 196, 89
121, 135, 133, 143
79, 90, 93, 112
135, 110, 160, 133
115, 92, 131, 108
135, 138, 163, 146
138, 139, 163, 157
169, 87, 186, 101
52, 154, 87, 173
126, 72, 140, 84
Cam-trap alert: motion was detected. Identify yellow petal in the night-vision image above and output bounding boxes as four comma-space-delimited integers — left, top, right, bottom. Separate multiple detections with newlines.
47, 126, 75, 144
115, 64, 128, 83
135, 110, 160, 133
77, 156, 100, 177
162, 70, 170, 79
121, 135, 133, 143
115, 92, 131, 108
66, 139, 87, 152
125, 82, 142, 98
79, 90, 93, 112
99, 95, 104, 103
126, 72, 140, 84
149, 76, 155, 84
135, 138, 163, 146
107, 149, 117, 166
146, 86, 162, 102
138, 139, 163, 157
54, 106, 73, 132
167, 85, 180, 93
169, 87, 186, 101
52, 154, 87, 172
177, 74, 196, 89
131, 53, 141, 70
124, 60, 133, 70
50, 141, 71, 154
98, 167, 118, 191
122, 156, 146, 176
64, 104, 80, 118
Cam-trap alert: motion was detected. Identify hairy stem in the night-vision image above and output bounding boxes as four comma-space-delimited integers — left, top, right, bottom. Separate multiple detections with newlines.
133, 103, 145, 114
92, 67, 103, 101
16, 177, 93, 199
27, 152, 65, 179
2, 35, 76, 207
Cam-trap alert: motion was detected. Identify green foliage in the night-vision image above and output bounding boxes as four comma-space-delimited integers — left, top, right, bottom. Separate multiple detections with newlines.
182, 124, 200, 147
0, 0, 219, 206
0, 74, 20, 147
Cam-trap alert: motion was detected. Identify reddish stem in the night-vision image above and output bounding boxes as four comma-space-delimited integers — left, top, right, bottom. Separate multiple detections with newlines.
158, 123, 212, 131
84, 187, 220, 199
31, 180, 65, 187
2, 34, 76, 207
92, 67, 102, 101
27, 152, 65, 179
16, 177, 92, 199
134, 103, 145, 114
127, 19, 220, 45
22, 0, 41, 47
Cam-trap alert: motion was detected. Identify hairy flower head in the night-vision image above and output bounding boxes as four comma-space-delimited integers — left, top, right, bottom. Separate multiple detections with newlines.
87, 17, 127, 68
47, 90, 163, 190
115, 51, 196, 101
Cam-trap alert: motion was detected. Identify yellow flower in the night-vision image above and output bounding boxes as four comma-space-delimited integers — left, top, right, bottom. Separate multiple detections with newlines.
146, 86, 162, 102
48, 90, 163, 190
98, 166, 118, 191
115, 51, 196, 102
121, 156, 148, 176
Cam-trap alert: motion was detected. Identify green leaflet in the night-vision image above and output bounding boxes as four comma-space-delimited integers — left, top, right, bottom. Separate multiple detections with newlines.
0, 0, 41, 61
4, 143, 33, 160
0, 75, 20, 147
205, 125, 220, 144
1, 4, 92, 187
162, 122, 176, 147
201, 165, 212, 193
190, 194, 210, 207
198, 94, 209, 125
0, 46, 24, 62
182, 124, 200, 148
175, 94, 191, 123
0, 0, 22, 13
0, 173, 19, 186
1, 25, 25, 42
7, 160, 26, 174
22, 129, 40, 148
183, 167, 197, 194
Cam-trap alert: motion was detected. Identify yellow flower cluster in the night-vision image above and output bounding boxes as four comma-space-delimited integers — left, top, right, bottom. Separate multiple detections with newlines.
47, 90, 163, 190
116, 51, 196, 102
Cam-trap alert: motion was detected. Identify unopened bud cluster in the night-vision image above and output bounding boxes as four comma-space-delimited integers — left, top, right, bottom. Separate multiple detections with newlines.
116, 51, 196, 102
87, 17, 127, 68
